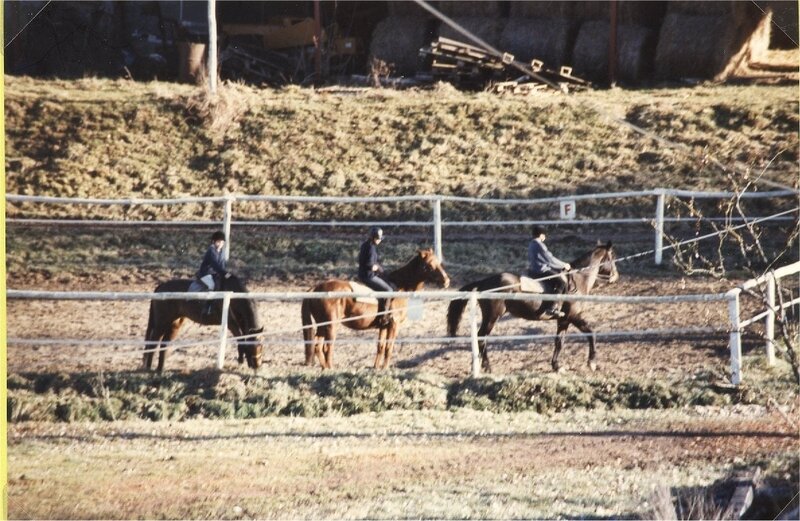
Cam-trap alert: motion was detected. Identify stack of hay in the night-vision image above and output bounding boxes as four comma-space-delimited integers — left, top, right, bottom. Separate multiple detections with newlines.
654, 2, 772, 80
571, 2, 663, 83
368, 1, 437, 76
436, 1, 503, 49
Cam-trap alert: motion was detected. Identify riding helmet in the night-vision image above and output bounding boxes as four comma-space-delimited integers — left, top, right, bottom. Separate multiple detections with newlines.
369, 226, 384, 240
211, 231, 226, 242
531, 225, 546, 238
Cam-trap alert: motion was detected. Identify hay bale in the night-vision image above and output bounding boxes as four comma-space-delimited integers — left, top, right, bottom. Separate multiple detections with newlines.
763, 0, 798, 48
437, 1, 500, 17
654, 9, 772, 80
369, 16, 435, 75
667, 1, 747, 16
387, 1, 429, 17
617, 1, 666, 27
438, 16, 504, 48
511, 1, 664, 26
571, 20, 609, 81
572, 21, 656, 83
616, 25, 656, 83
499, 18, 577, 67
509, 1, 573, 19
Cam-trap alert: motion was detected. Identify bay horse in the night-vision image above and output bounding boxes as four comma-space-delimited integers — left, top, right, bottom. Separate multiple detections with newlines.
447, 242, 619, 373
144, 275, 264, 371
301, 248, 450, 369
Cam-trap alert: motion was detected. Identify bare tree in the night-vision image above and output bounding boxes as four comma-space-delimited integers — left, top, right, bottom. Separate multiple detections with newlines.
662, 165, 800, 384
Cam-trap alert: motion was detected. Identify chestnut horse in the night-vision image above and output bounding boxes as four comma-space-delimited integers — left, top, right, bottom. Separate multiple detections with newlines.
144, 275, 264, 371
447, 242, 619, 373
301, 249, 450, 369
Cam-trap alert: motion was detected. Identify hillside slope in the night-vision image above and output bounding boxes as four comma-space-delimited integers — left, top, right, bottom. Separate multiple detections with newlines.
4, 76, 798, 220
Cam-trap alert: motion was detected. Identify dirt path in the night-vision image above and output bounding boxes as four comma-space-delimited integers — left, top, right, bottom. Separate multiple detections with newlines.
8, 407, 797, 519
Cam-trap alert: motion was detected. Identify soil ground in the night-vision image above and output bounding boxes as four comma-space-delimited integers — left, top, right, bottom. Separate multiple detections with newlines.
8, 408, 798, 520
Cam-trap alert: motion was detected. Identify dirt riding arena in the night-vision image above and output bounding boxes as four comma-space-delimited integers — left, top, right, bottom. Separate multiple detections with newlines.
8, 274, 763, 379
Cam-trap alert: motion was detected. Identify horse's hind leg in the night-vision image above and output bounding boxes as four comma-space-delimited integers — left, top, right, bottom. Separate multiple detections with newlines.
374, 327, 389, 369
382, 326, 399, 370
322, 328, 337, 369
477, 301, 501, 373
144, 337, 159, 370
313, 332, 327, 369
552, 321, 569, 372
158, 319, 184, 372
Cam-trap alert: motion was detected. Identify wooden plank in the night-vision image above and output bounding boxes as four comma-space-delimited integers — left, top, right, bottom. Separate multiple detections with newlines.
721, 467, 761, 520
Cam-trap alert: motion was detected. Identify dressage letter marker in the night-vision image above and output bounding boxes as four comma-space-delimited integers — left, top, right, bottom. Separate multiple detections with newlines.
560, 200, 576, 220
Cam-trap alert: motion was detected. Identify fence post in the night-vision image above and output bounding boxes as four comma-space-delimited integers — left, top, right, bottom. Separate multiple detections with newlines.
222, 195, 233, 261
469, 290, 480, 378
216, 292, 232, 369
433, 196, 443, 261
654, 189, 665, 265
727, 289, 742, 385
765, 273, 776, 366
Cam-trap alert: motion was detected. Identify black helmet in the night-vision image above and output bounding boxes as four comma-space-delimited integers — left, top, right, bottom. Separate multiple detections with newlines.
369, 226, 384, 240
531, 225, 546, 238
211, 231, 226, 242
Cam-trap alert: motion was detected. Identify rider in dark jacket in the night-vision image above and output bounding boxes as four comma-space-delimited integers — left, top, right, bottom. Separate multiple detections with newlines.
527, 225, 571, 318
197, 231, 229, 315
358, 226, 393, 327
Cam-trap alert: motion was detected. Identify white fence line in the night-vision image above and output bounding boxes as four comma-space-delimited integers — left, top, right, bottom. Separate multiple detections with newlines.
726, 261, 800, 384
7, 188, 797, 265
8, 286, 736, 378
11, 269, 798, 384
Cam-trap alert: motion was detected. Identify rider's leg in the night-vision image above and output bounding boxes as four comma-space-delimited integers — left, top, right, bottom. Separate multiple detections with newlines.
364, 276, 394, 326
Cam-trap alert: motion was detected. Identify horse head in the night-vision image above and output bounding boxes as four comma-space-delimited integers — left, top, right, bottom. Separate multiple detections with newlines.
416, 248, 450, 289
595, 241, 619, 284
224, 275, 265, 370
237, 326, 264, 370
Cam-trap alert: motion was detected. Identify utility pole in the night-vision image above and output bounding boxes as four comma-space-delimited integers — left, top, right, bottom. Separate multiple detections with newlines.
208, 0, 217, 96
608, 0, 618, 86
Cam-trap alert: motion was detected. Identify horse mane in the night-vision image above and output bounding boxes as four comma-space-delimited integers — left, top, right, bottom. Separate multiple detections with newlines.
221, 274, 249, 293
387, 249, 432, 291
571, 243, 610, 268
221, 275, 261, 331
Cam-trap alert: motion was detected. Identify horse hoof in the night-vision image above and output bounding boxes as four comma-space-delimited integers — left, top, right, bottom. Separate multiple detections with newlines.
588, 361, 598, 372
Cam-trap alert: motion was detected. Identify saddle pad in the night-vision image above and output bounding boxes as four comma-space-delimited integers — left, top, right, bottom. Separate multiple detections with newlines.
348, 281, 379, 305
188, 280, 206, 293
519, 276, 545, 293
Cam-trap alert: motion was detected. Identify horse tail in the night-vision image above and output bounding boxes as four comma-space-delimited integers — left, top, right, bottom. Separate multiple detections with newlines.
447, 281, 482, 337
301, 298, 315, 365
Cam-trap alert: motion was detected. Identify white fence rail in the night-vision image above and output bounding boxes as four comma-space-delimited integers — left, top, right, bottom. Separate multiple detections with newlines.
7, 188, 796, 265
726, 261, 800, 385
7, 287, 739, 379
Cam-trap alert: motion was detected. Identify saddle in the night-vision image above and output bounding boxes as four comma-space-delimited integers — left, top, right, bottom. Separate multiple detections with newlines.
348, 281, 380, 305
519, 273, 576, 294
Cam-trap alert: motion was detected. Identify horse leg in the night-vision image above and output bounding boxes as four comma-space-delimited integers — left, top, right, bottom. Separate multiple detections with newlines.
551, 320, 569, 372
373, 326, 388, 369
478, 313, 499, 373
158, 319, 184, 372
143, 330, 162, 370
323, 327, 337, 369
571, 316, 598, 371
313, 326, 327, 369
382, 324, 399, 370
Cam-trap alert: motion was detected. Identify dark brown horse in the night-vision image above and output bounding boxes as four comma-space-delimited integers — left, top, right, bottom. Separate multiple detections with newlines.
144, 275, 264, 371
447, 242, 619, 373
301, 248, 450, 369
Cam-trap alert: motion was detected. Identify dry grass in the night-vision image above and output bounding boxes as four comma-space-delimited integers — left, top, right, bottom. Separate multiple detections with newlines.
8, 408, 798, 519
5, 76, 797, 222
